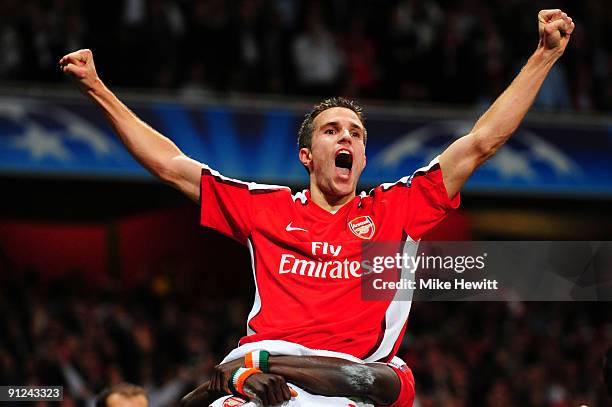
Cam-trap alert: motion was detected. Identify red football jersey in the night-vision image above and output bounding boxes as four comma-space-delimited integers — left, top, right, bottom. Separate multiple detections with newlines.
200, 157, 459, 362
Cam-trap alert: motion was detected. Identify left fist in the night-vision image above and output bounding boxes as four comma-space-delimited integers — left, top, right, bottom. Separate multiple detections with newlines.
538, 9, 574, 56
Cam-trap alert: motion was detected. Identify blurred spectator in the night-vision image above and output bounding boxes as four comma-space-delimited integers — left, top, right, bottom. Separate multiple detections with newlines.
231, 0, 266, 92
340, 18, 378, 98
292, 9, 344, 96
145, 0, 185, 88
428, 1, 481, 104
474, 7, 506, 105
533, 64, 572, 111
180, 62, 215, 100
96, 383, 148, 407
0, 0, 610, 112
381, 0, 443, 100
183, 0, 235, 93
0, 0, 22, 79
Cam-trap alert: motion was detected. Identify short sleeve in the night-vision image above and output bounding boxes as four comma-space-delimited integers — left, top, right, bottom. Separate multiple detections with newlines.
200, 165, 289, 245
377, 156, 460, 240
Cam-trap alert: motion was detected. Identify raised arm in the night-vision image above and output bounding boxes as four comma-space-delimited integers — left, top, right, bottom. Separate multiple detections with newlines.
438, 9, 575, 198
59, 49, 202, 202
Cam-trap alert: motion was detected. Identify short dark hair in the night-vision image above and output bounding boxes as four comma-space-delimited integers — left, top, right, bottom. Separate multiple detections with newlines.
297, 97, 367, 151
96, 383, 148, 407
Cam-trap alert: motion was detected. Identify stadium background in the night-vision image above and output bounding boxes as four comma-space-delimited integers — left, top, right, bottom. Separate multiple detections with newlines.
0, 0, 611, 406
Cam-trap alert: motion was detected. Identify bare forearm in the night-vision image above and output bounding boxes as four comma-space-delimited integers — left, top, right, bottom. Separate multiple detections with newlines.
471, 47, 560, 152
268, 356, 398, 405
180, 381, 224, 407
438, 10, 574, 198
439, 48, 562, 197
86, 79, 184, 181
60, 49, 202, 201
270, 356, 346, 396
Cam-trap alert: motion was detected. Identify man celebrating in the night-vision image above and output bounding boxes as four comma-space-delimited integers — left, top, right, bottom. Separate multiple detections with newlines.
60, 9, 574, 406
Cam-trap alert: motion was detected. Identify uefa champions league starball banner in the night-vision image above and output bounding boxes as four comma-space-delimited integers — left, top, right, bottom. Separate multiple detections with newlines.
0, 94, 611, 196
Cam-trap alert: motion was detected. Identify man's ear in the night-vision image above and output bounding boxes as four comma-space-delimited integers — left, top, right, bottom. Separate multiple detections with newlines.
299, 147, 312, 170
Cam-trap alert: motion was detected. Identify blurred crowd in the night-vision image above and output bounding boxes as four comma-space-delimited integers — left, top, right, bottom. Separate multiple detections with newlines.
1, 270, 610, 407
0, 271, 244, 407
1, 0, 611, 111
404, 302, 611, 406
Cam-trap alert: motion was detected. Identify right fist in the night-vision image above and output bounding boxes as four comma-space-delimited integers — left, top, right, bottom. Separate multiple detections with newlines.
243, 373, 295, 406
59, 49, 100, 93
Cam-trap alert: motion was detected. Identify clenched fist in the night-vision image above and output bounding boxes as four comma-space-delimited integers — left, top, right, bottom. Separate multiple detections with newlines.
59, 49, 101, 93
537, 9, 574, 57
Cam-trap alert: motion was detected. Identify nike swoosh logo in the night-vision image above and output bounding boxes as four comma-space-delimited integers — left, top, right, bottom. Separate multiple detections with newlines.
286, 222, 308, 232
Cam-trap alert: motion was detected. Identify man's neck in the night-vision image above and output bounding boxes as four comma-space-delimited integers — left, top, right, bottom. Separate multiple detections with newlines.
309, 185, 355, 213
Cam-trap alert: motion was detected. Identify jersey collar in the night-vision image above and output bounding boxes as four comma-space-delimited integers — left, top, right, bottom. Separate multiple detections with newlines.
302, 190, 360, 218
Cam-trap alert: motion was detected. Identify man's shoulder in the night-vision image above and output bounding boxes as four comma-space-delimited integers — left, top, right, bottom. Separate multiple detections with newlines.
201, 165, 293, 195
358, 180, 411, 203
362, 158, 445, 198
251, 188, 312, 216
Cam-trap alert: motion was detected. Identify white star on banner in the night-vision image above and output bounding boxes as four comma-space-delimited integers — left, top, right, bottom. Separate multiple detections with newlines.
488, 147, 535, 179
11, 123, 71, 161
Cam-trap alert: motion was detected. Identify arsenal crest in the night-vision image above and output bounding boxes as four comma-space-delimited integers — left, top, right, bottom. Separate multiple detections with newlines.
223, 396, 247, 407
348, 216, 375, 240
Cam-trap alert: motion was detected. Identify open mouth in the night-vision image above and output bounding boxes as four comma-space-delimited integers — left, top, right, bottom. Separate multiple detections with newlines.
335, 150, 353, 177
